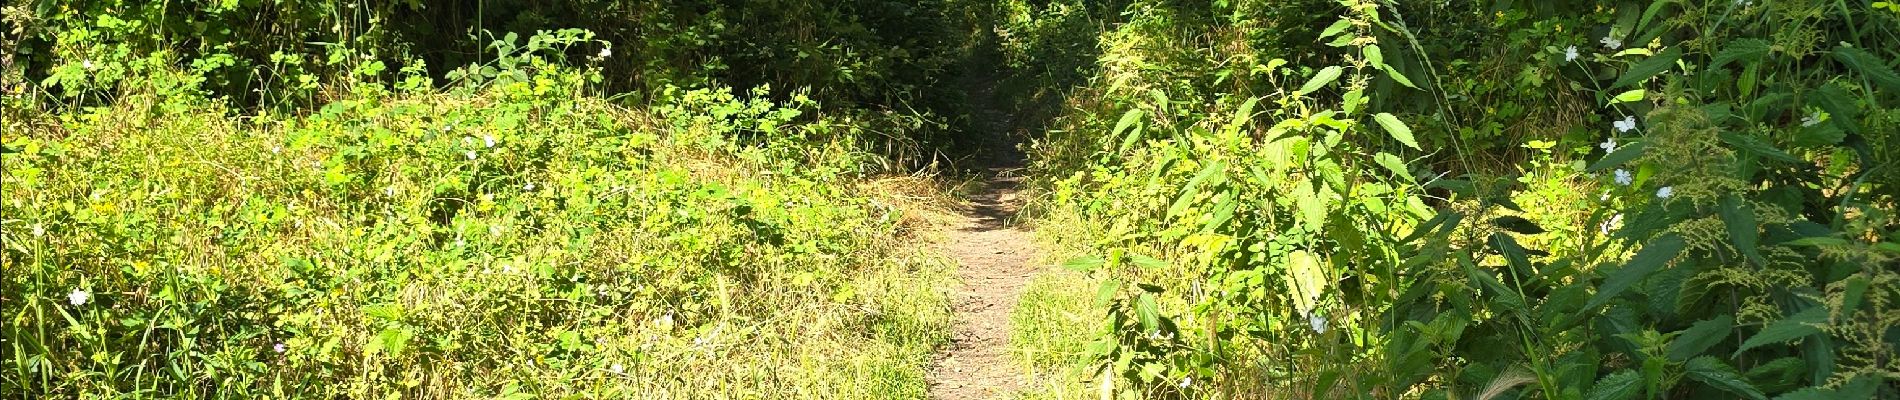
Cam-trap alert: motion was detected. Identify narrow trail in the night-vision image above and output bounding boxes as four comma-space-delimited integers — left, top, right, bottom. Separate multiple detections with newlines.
927, 69, 1035, 400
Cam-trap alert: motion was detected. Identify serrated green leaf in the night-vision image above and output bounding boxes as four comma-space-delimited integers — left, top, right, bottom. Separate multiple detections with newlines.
1286, 250, 1327, 314
1735, 307, 1827, 356
1666, 315, 1734, 361
1372, 113, 1420, 149
1710, 38, 1772, 70
1135, 293, 1161, 332
1299, 66, 1344, 95
1686, 356, 1767, 400
1587, 142, 1647, 172
1611, 47, 1683, 89
1719, 195, 1765, 266
1364, 44, 1385, 68
1587, 370, 1643, 400
1833, 46, 1900, 92
1587, 233, 1687, 309
1745, 357, 1805, 394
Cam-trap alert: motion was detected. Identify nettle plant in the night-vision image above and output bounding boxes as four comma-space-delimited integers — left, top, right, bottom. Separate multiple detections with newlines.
1062, 1, 1437, 397
1380, 2, 1899, 400
1054, 0, 1898, 398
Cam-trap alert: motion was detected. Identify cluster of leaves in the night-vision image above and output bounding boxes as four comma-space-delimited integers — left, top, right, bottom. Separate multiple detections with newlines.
0, 29, 954, 398
1, 0, 983, 110
1003, 0, 1898, 398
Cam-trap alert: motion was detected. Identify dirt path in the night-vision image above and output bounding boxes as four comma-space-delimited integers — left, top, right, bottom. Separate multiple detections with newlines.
926, 65, 1035, 399
927, 168, 1032, 399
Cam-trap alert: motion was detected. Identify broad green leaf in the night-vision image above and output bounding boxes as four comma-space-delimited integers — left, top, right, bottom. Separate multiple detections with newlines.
1587, 142, 1647, 172
1114, 109, 1146, 153
1372, 113, 1420, 149
1666, 315, 1734, 361
1587, 233, 1687, 309
1841, 275, 1871, 313
1611, 47, 1683, 89
1735, 307, 1827, 356
1364, 44, 1385, 68
1718, 131, 1799, 163
1718, 195, 1765, 266
1609, 89, 1647, 104
1686, 356, 1767, 400
1135, 293, 1161, 332
1587, 369, 1643, 400
1812, 83, 1862, 135
1129, 254, 1169, 270
1062, 256, 1106, 272
1488, 233, 1534, 279
1286, 250, 1327, 314
1770, 376, 1878, 400
1745, 357, 1806, 394
1320, 19, 1353, 38
1833, 46, 1900, 92
1490, 216, 1547, 235
1169, 160, 1227, 217
1299, 66, 1344, 95
1709, 38, 1772, 69
1385, 67, 1420, 89
1373, 152, 1411, 182
1226, 97, 1260, 135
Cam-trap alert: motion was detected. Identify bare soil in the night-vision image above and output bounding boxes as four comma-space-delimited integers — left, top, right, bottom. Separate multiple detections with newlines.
926, 66, 1036, 399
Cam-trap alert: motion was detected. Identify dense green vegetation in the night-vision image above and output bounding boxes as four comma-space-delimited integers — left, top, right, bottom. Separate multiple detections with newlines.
999, 0, 1899, 399
3, 0, 1898, 399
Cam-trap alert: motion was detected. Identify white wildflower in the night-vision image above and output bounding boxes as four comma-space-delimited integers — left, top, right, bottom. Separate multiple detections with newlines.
597, 47, 612, 59
1179, 377, 1192, 388
610, 363, 625, 374
1564, 46, 1579, 62
1308, 313, 1327, 334
1656, 186, 1674, 199
274, 343, 288, 353
1614, 169, 1633, 186
1600, 35, 1622, 50
524, 182, 536, 191
1800, 111, 1823, 127
1600, 191, 1611, 202
271, 145, 283, 154
1613, 116, 1637, 133
465, 150, 478, 160
1600, 213, 1623, 235
483, 135, 496, 148
68, 288, 90, 306
31, 223, 44, 237
82, 60, 95, 70
1599, 137, 1618, 152
442, 124, 454, 133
